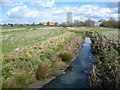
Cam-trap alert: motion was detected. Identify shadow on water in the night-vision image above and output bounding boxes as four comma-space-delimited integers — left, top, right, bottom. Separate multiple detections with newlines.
42, 37, 96, 88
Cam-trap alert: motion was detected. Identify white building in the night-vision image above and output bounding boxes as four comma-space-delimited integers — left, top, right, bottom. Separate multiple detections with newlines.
66, 12, 73, 25
94, 20, 104, 27
94, 22, 101, 27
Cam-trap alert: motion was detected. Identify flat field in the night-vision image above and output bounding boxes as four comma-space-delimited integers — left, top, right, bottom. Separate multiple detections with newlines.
2, 27, 65, 54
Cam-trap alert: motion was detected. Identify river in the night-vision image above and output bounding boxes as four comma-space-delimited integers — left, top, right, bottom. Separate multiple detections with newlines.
42, 37, 96, 88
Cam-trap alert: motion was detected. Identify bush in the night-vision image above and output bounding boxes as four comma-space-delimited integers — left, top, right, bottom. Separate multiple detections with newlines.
50, 59, 65, 75
14, 73, 28, 87
58, 52, 74, 62
2, 64, 13, 79
35, 61, 51, 80
2, 72, 29, 88
2, 78, 17, 88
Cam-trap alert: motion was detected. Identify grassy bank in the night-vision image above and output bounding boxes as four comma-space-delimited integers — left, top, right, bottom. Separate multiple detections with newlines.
65, 27, 119, 88
2, 29, 83, 88
89, 31, 119, 88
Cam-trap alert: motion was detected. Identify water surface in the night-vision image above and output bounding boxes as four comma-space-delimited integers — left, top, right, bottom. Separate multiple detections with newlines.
42, 37, 96, 88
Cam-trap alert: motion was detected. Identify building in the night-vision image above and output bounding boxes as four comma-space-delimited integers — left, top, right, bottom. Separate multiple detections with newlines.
94, 22, 101, 27
43, 22, 48, 26
55, 22, 59, 26
42, 22, 59, 26
66, 12, 73, 25
48, 22, 54, 26
74, 20, 79, 23
94, 19, 104, 27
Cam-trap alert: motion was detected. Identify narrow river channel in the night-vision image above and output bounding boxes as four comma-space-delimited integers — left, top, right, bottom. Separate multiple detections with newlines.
42, 37, 96, 88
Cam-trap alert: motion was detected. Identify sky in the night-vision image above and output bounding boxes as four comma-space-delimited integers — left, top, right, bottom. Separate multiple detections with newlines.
0, 0, 119, 24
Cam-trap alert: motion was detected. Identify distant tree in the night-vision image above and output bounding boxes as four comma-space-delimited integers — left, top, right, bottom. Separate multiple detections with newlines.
85, 19, 95, 27
100, 19, 119, 28
32, 22, 35, 26
60, 22, 66, 26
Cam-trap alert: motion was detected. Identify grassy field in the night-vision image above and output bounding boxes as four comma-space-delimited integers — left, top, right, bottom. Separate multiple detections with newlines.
2, 28, 65, 54
1, 26, 40, 29
2, 26, 84, 88
2, 26, 119, 88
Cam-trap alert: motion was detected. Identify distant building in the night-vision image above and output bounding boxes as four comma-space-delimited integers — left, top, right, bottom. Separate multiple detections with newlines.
66, 12, 73, 25
55, 22, 59, 26
43, 22, 48, 26
94, 22, 101, 27
42, 22, 59, 26
94, 19, 104, 27
48, 22, 54, 26
74, 20, 79, 23
1, 22, 59, 27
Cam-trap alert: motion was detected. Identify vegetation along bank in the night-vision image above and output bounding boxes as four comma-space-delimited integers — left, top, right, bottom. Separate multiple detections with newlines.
68, 27, 119, 89
2, 30, 83, 88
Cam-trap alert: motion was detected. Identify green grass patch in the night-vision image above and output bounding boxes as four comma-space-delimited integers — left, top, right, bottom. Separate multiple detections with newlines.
1, 26, 41, 29
58, 52, 74, 62
2, 29, 65, 54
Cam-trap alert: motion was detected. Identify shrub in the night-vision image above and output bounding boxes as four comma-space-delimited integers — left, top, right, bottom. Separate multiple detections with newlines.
35, 61, 51, 80
2, 72, 29, 88
50, 59, 65, 75
2, 77, 17, 88
2, 64, 13, 79
58, 52, 74, 62
14, 73, 29, 87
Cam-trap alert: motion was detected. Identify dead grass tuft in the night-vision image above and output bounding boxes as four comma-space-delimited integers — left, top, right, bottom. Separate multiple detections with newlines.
35, 61, 51, 80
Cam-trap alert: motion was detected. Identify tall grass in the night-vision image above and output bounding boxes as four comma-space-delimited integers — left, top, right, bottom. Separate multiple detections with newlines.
84, 31, 119, 88
36, 61, 51, 80
2, 31, 80, 88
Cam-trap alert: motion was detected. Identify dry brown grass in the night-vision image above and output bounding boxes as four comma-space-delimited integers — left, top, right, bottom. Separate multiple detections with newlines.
50, 59, 65, 75
2, 71, 30, 88
62, 35, 83, 57
35, 61, 51, 80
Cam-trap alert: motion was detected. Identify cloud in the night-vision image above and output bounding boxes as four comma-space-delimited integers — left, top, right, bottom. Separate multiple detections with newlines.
7, 5, 42, 18
7, 5, 45, 23
0, 0, 23, 7
6, 4, 59, 23
76, 5, 113, 18
5, 3, 118, 23
55, 0, 119, 2
2, 0, 119, 2
57, 5, 118, 20
73, 16, 88, 21
31, 0, 54, 8
52, 8, 65, 15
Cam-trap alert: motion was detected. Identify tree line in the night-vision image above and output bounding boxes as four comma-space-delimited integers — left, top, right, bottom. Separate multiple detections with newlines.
61, 19, 120, 29
100, 20, 120, 29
